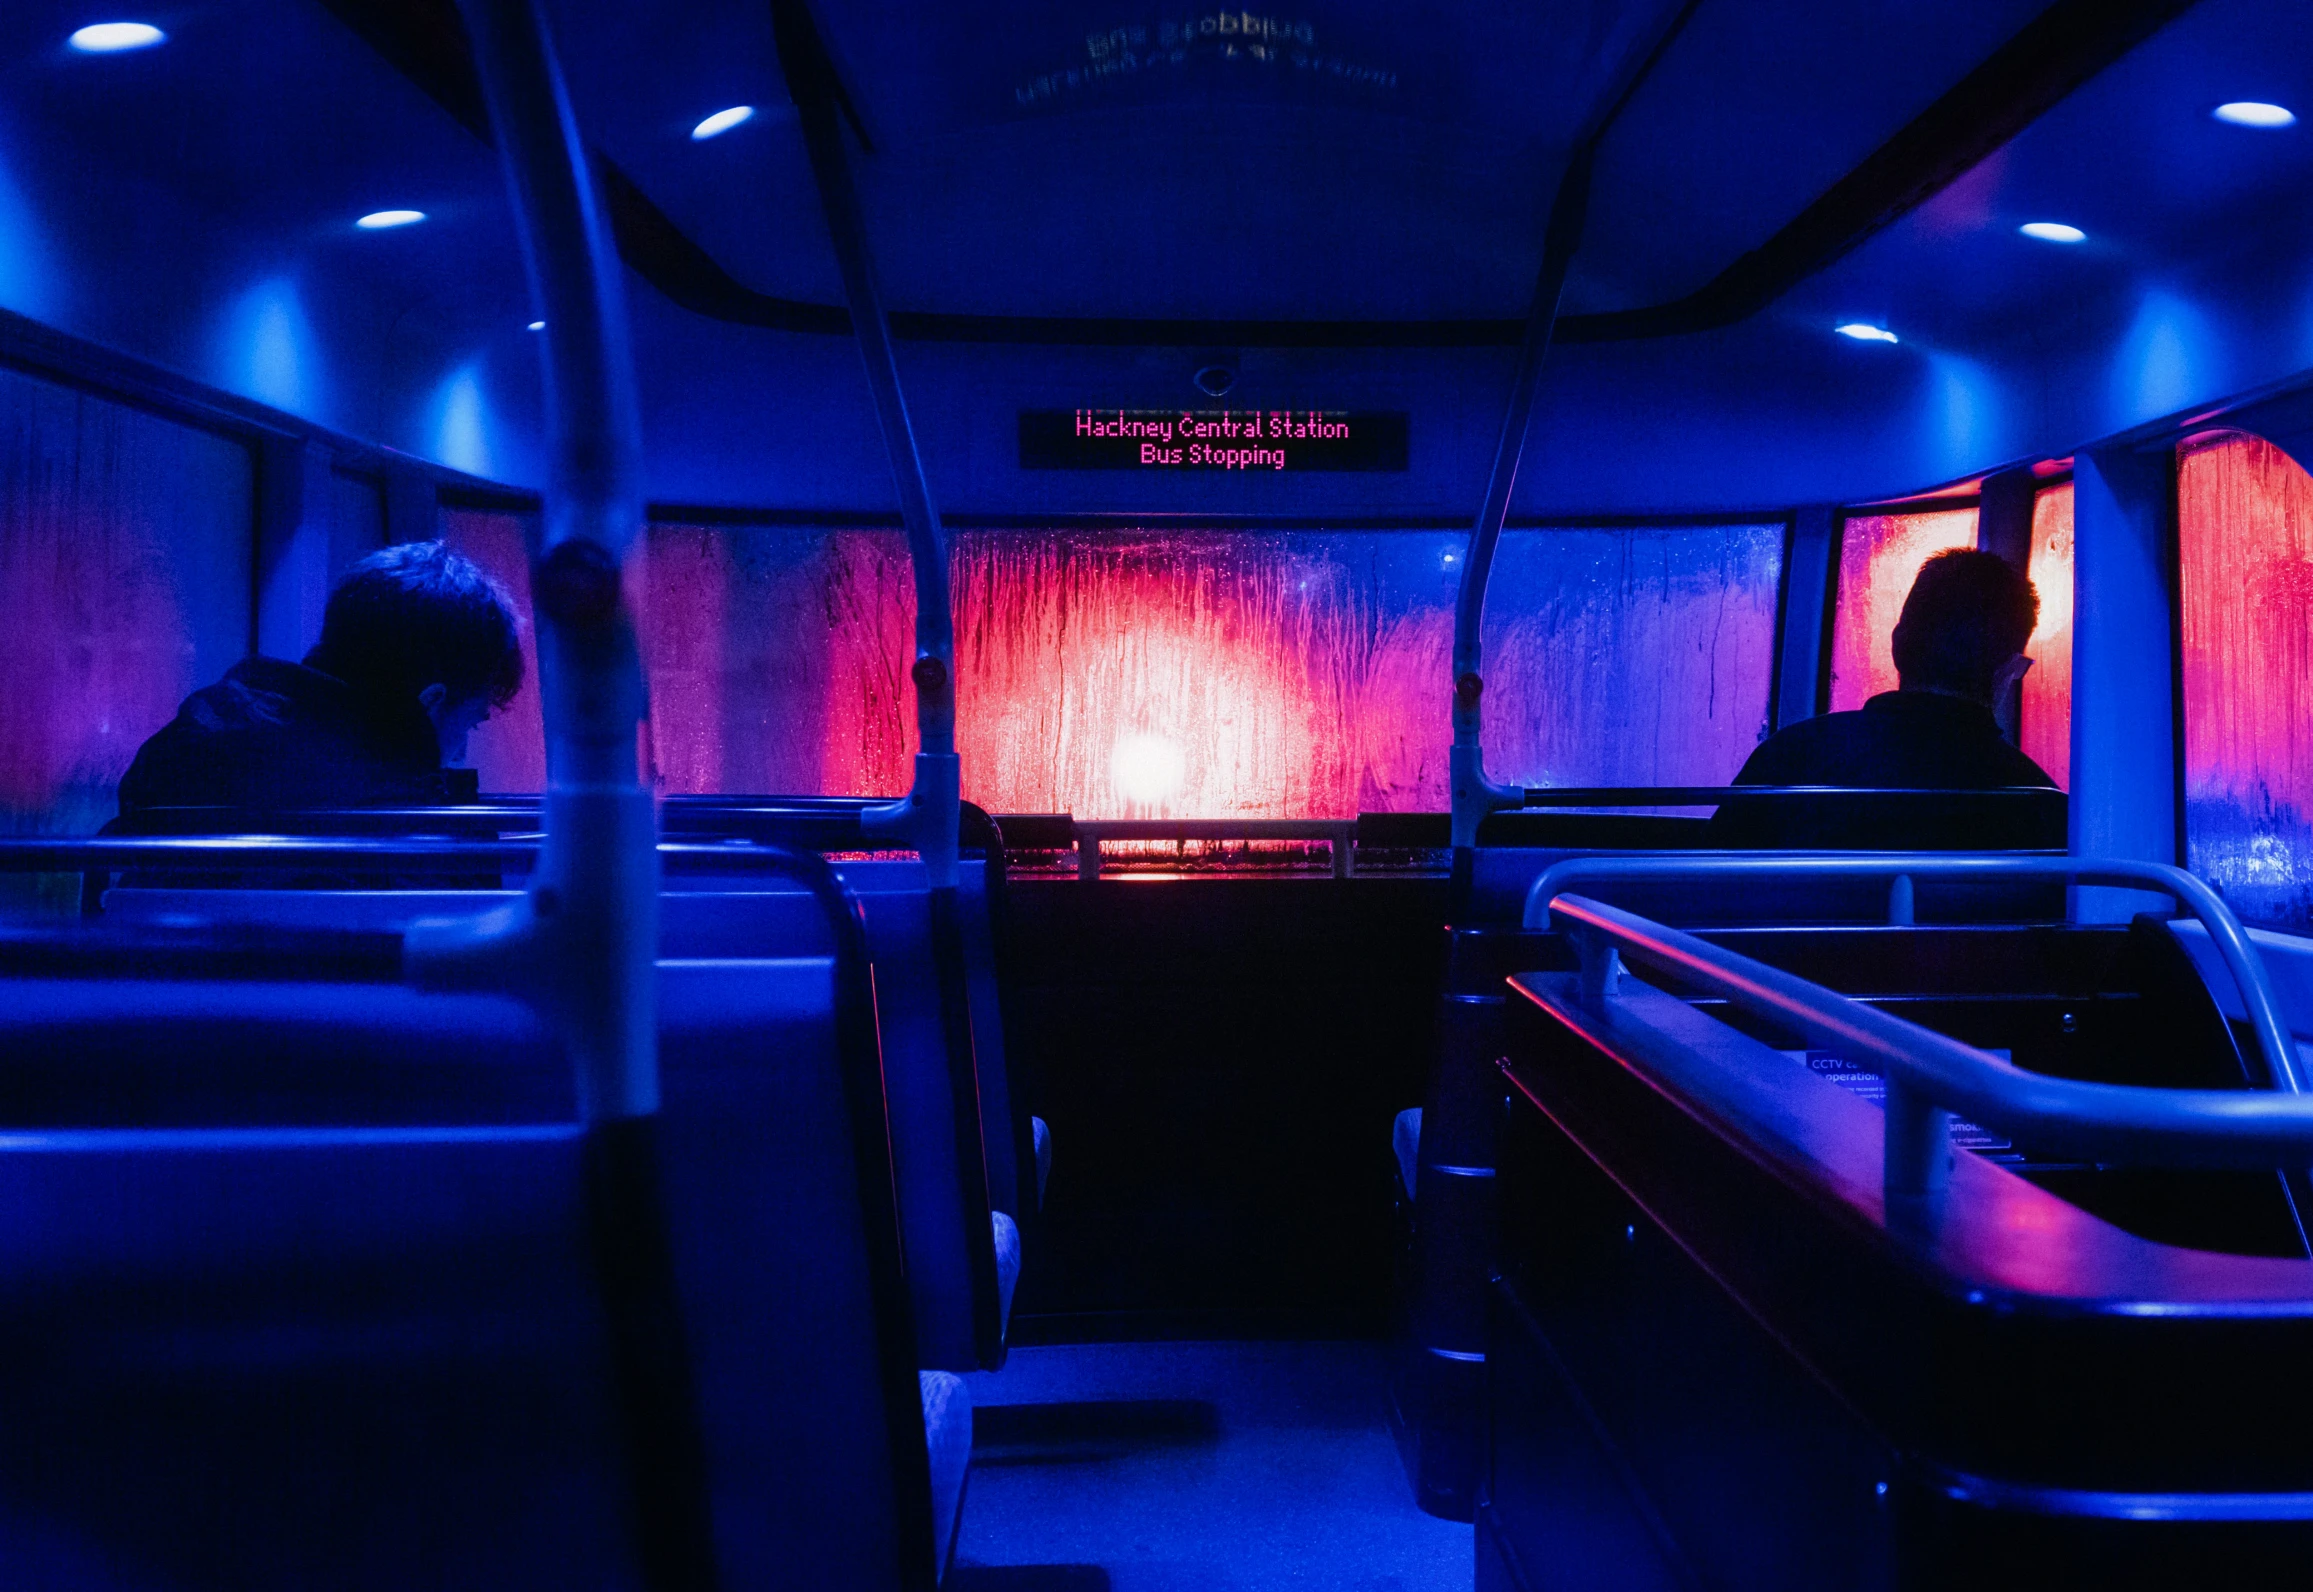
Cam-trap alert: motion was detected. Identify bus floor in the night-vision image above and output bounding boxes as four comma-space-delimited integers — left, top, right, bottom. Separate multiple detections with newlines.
952, 1339, 1471, 1591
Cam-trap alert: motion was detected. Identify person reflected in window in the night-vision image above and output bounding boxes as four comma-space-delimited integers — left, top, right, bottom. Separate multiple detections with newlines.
1712, 548, 2056, 848
117, 541, 523, 816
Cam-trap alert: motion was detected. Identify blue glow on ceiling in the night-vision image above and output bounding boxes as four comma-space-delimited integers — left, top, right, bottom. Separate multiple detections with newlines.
690, 106, 755, 141
354, 209, 426, 230
219, 277, 321, 415
2018, 221, 2087, 244
0, 143, 60, 321
2212, 101, 2297, 128
1925, 352, 2005, 476
2111, 289, 2223, 423
67, 23, 165, 53
427, 361, 496, 478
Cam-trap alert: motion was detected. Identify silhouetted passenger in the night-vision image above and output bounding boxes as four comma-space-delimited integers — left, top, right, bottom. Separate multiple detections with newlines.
1711, 548, 2060, 849
118, 542, 522, 816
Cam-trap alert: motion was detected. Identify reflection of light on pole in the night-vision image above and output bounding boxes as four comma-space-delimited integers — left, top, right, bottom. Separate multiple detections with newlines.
1111, 733, 1185, 807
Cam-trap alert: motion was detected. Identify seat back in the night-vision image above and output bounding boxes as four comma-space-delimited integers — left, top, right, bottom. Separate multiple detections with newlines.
1466, 846, 2067, 928
102, 856, 1015, 1370
0, 959, 932, 1590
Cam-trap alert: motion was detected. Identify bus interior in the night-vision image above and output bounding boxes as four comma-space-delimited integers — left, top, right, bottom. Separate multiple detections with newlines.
6, 0, 2313, 1586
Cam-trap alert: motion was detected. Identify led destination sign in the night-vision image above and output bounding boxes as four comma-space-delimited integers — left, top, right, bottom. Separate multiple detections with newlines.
1020, 409, 1408, 472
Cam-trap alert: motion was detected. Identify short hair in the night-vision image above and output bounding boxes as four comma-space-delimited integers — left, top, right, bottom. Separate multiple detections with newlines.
308, 542, 524, 710
1890, 548, 2039, 699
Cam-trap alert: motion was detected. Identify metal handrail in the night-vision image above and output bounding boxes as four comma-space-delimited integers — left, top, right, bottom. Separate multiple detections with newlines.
1522, 853, 2302, 1097
0, 836, 925, 878
1546, 892, 2313, 1205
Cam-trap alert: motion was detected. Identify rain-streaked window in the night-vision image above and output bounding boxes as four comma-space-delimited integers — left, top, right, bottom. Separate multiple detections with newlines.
583, 522, 1784, 818
1828, 499, 2071, 787
2179, 435, 2313, 932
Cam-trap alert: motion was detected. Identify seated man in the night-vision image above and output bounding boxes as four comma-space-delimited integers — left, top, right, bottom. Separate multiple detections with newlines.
118, 541, 523, 815
1711, 548, 2059, 849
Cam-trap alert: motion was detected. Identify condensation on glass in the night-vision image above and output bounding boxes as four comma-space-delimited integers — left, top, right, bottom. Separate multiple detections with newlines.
2179, 435, 2313, 932
438, 506, 546, 792
1829, 508, 1977, 712
2021, 484, 2073, 789
1828, 499, 2071, 788
633, 522, 1785, 818
0, 365, 251, 840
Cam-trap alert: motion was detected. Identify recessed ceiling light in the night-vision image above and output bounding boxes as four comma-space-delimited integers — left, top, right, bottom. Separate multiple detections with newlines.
1836, 323, 1899, 344
527, 320, 545, 331
68, 22, 165, 52
355, 209, 426, 230
2019, 222, 2087, 244
691, 105, 756, 141
2214, 102, 2296, 128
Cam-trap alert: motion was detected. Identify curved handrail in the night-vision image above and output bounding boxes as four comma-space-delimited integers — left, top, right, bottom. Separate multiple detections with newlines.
1521, 853, 2302, 1097
0, 838, 941, 1588
1547, 892, 2313, 1203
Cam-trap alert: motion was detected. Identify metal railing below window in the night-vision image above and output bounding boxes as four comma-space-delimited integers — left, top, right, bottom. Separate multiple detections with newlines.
1521, 853, 2298, 1098
1542, 885, 2313, 1212
1068, 819, 1358, 881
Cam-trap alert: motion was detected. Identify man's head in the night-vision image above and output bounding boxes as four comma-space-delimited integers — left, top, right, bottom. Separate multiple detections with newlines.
308, 542, 523, 763
1891, 548, 2040, 704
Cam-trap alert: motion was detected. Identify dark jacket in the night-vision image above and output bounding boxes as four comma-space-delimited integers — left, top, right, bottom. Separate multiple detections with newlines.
1710, 690, 2061, 850
117, 657, 453, 817
1731, 690, 2053, 791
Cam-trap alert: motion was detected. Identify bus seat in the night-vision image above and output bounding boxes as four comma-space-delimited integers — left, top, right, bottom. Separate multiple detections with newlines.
667, 856, 1038, 1234
920, 1370, 972, 1578
1393, 1106, 1421, 1203
100, 872, 1021, 1371
992, 1212, 1022, 1341
0, 956, 945, 1590
1704, 786, 2067, 851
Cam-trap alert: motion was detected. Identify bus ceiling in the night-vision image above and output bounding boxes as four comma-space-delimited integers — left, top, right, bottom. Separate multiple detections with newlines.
4, 1, 2313, 512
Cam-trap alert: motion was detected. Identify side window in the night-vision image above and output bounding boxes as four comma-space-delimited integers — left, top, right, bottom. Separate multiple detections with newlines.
1482, 523, 1784, 789
2021, 484, 2074, 788
437, 506, 545, 794
1828, 508, 1976, 711
2178, 435, 2313, 932
1827, 498, 2072, 786
0, 365, 252, 841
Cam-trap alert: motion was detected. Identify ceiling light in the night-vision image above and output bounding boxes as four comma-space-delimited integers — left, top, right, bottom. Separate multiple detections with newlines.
2213, 102, 2295, 128
355, 210, 426, 230
527, 320, 545, 331
1836, 323, 1899, 344
2019, 222, 2086, 244
68, 22, 165, 52
691, 105, 756, 141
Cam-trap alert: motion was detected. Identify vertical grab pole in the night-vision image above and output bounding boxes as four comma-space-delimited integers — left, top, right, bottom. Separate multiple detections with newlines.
436, 1, 711, 1585
1449, 144, 1595, 893
774, 0, 959, 892
775, 1, 1006, 1366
